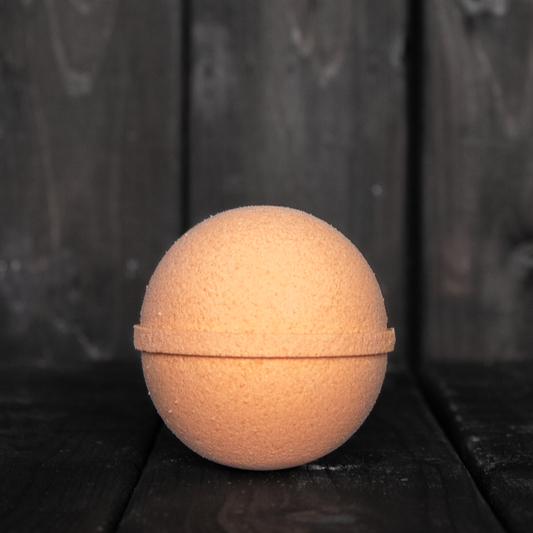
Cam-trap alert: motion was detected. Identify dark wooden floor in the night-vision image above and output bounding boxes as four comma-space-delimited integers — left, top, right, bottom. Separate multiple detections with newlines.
1, 358, 531, 533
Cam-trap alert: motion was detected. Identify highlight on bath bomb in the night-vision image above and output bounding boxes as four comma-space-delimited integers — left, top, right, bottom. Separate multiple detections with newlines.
134, 205, 395, 470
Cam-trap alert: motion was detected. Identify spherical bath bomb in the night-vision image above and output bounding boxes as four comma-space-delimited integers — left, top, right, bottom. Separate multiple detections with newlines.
134, 205, 395, 470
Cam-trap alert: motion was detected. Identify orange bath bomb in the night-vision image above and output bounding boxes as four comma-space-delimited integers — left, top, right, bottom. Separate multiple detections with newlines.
134, 206, 395, 470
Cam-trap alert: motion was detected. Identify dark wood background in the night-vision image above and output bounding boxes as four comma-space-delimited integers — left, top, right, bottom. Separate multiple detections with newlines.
423, 0, 533, 362
1, 1, 532, 532
3, 0, 532, 367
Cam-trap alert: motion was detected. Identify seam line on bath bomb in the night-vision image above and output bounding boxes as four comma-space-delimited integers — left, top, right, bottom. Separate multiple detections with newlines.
133, 325, 395, 357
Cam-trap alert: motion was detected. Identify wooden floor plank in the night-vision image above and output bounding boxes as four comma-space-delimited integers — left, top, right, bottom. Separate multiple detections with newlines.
0, 360, 159, 533
422, 361, 533, 533
117, 367, 503, 533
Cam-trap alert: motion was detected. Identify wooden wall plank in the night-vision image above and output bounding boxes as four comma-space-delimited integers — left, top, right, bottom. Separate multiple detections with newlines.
188, 0, 409, 361
423, 0, 533, 361
422, 362, 533, 533
0, 0, 181, 365
117, 368, 504, 533
0, 361, 159, 533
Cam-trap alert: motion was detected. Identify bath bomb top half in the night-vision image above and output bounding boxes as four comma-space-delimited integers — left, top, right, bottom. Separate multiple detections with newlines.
134, 205, 394, 357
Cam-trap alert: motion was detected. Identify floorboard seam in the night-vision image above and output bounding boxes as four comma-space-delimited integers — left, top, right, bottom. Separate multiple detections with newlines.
111, 418, 163, 532
413, 367, 510, 533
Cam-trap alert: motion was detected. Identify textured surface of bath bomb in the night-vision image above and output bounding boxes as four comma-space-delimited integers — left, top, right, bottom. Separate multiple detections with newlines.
135, 205, 394, 470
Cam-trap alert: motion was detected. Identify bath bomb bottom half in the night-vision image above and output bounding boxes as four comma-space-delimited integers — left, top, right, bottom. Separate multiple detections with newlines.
142, 352, 387, 470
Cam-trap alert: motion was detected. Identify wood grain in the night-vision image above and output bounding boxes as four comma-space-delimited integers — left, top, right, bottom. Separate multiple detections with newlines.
0, 361, 159, 533
0, 0, 182, 365
423, 0, 533, 361
422, 361, 533, 533
188, 0, 409, 362
117, 367, 504, 533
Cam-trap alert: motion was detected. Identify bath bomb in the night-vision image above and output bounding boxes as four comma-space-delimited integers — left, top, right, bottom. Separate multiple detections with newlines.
134, 206, 395, 470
